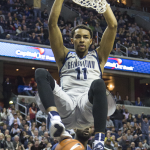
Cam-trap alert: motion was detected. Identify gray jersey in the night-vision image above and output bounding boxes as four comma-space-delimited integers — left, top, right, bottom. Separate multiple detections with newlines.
60, 50, 102, 92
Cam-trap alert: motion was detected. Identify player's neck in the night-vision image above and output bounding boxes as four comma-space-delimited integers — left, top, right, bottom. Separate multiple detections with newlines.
75, 137, 88, 148
76, 50, 88, 59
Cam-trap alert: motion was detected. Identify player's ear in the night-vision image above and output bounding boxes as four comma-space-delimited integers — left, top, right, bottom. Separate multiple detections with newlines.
71, 38, 74, 44
90, 38, 92, 45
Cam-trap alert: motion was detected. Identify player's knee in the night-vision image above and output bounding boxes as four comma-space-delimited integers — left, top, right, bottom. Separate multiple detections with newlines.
92, 79, 106, 94
35, 68, 47, 80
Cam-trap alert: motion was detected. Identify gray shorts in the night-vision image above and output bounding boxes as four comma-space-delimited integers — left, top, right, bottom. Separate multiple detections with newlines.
36, 81, 116, 130
53, 81, 116, 130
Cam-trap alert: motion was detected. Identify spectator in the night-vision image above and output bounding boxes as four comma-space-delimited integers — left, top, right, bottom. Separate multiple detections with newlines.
104, 138, 114, 150
7, 16, 15, 30
4, 129, 10, 136
127, 114, 133, 122
142, 139, 150, 149
26, 142, 33, 150
118, 134, 127, 150
130, 142, 136, 150
29, 32, 37, 43
138, 142, 144, 149
114, 105, 124, 131
24, 7, 30, 17
129, 24, 136, 34
23, 123, 32, 136
5, 34, 13, 40
41, 8, 48, 20
16, 26, 22, 35
106, 116, 114, 131
141, 116, 149, 144
5, 135, 15, 150
123, 109, 129, 119
43, 142, 52, 150
124, 96, 133, 105
135, 97, 143, 106
114, 47, 123, 56
114, 91, 122, 102
38, 125, 46, 136
29, 102, 37, 121
126, 129, 133, 142
14, 20, 21, 29
0, 133, 6, 149
43, 19, 48, 28
26, 115, 31, 129
95, 23, 103, 34
31, 139, 45, 150
20, 131, 30, 148
33, 130, 42, 141
136, 114, 142, 124
36, 36, 43, 44
10, 122, 21, 138
116, 129, 122, 141
35, 17, 43, 27
33, 0, 42, 21
13, 135, 22, 149
0, 10, 5, 20
9, 113, 21, 126
39, 122, 46, 131
1, 108, 10, 124
2, 77, 12, 109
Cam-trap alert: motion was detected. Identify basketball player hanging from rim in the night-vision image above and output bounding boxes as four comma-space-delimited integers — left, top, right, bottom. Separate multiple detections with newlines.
35, 0, 117, 149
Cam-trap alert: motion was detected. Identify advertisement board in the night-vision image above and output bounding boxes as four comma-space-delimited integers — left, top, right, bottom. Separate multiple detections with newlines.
0, 41, 150, 74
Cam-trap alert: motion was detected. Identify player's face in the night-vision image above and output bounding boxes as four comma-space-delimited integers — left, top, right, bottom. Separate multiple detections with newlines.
71, 29, 92, 57
76, 127, 93, 140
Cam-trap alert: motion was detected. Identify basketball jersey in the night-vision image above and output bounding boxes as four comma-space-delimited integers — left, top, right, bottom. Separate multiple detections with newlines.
59, 50, 102, 92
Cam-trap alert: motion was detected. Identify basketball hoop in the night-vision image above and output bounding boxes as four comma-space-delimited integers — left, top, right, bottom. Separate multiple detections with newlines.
72, 0, 108, 14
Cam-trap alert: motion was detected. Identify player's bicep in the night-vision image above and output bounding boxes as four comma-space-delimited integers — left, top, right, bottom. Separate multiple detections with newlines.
97, 26, 117, 66
49, 25, 69, 66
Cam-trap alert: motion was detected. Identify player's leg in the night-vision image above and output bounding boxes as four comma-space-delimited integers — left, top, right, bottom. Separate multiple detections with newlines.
88, 79, 108, 150
35, 68, 71, 140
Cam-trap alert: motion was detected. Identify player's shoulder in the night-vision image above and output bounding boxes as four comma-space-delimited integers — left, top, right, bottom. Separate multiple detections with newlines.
88, 49, 98, 56
66, 51, 76, 58
87, 145, 92, 150
51, 143, 58, 150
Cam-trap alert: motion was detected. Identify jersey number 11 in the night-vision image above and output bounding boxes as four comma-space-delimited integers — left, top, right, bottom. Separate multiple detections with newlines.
75, 67, 87, 80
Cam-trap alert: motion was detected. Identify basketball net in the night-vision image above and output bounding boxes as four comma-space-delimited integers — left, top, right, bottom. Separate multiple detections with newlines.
72, 0, 108, 14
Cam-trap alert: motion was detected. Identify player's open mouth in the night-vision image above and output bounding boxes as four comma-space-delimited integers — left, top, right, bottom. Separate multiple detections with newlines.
79, 45, 85, 48
83, 131, 89, 135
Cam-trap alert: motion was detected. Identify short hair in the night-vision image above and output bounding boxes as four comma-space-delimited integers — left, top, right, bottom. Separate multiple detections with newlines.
0, 133, 4, 138
6, 135, 11, 138
71, 24, 93, 39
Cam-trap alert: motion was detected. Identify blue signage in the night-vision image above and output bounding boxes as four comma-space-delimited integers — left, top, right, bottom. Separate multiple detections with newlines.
0, 41, 55, 62
0, 41, 150, 74
105, 57, 150, 74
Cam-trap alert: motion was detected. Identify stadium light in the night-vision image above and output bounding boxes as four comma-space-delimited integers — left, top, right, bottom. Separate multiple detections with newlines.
9, 101, 13, 104
107, 84, 115, 91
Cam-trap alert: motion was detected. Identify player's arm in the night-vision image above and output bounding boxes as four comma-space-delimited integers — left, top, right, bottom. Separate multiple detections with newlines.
96, 4, 117, 74
48, 0, 69, 70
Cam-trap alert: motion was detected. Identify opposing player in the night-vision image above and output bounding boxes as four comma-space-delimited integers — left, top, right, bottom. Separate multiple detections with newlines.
35, 0, 117, 149
51, 127, 94, 150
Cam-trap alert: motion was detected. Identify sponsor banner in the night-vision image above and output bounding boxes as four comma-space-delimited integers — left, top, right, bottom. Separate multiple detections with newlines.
0, 42, 55, 62
0, 42, 150, 74
105, 57, 150, 74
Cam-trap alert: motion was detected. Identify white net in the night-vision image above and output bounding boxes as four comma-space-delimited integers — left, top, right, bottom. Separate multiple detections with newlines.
72, 0, 108, 14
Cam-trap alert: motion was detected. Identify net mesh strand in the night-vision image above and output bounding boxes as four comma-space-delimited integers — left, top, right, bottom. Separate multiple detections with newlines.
72, 0, 107, 13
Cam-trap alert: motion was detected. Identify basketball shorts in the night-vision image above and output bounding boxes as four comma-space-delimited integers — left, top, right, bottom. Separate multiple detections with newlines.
36, 81, 116, 130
